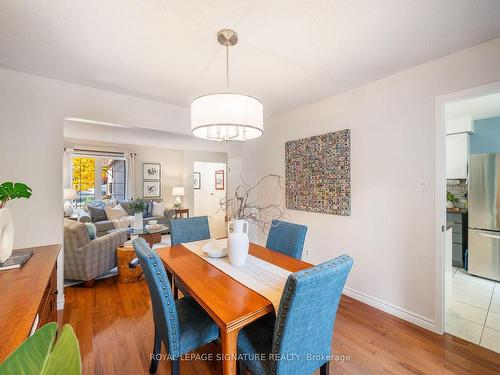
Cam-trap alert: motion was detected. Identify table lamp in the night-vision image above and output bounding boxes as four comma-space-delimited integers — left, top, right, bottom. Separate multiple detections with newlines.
172, 187, 184, 209
64, 188, 77, 216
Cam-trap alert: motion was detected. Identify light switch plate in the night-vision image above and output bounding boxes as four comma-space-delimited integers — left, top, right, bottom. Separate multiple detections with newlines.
417, 180, 427, 192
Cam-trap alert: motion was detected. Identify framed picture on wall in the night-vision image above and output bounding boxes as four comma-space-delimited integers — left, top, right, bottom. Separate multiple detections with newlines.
193, 172, 201, 189
143, 163, 161, 180
143, 181, 161, 198
215, 170, 224, 190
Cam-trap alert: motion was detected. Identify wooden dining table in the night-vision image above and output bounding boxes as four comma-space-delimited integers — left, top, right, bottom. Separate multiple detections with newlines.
156, 242, 312, 375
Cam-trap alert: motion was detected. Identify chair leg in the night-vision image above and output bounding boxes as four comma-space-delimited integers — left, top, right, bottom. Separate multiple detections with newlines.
171, 359, 180, 375
320, 361, 330, 375
174, 286, 179, 300
173, 278, 179, 300
149, 329, 162, 373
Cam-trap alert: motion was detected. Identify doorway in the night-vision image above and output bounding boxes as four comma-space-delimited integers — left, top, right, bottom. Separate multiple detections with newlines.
193, 161, 227, 239
437, 82, 500, 353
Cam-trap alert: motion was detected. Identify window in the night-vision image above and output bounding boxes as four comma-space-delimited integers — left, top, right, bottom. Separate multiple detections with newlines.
102, 159, 126, 202
72, 157, 96, 208
72, 156, 126, 207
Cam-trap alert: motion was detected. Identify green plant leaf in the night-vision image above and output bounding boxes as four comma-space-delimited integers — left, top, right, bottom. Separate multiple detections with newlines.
0, 182, 32, 206
42, 325, 81, 375
0, 323, 81, 375
0, 323, 57, 375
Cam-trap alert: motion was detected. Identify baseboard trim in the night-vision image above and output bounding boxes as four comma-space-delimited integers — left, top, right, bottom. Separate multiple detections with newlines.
57, 294, 65, 311
343, 287, 438, 333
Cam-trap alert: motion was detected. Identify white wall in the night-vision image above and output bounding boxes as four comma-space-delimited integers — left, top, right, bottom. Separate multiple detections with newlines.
252, 37, 500, 332
0, 68, 233, 309
194, 161, 227, 238
182, 151, 228, 214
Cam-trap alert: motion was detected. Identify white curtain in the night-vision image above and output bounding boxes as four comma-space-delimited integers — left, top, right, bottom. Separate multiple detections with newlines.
125, 152, 136, 200
63, 148, 74, 189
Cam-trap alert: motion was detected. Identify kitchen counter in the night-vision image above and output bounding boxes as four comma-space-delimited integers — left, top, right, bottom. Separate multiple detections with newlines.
447, 208, 468, 214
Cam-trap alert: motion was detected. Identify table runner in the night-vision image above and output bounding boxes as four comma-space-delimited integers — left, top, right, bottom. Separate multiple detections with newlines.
181, 239, 291, 312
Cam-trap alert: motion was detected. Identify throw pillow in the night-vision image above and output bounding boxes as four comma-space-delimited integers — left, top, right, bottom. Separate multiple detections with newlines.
84, 222, 97, 240
87, 205, 107, 223
105, 204, 128, 220
152, 201, 166, 217
113, 216, 134, 229
119, 201, 135, 216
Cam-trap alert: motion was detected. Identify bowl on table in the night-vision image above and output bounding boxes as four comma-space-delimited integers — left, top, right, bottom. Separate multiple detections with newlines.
202, 239, 228, 258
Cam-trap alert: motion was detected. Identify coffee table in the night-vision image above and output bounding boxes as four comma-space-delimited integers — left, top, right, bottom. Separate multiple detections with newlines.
108, 225, 168, 247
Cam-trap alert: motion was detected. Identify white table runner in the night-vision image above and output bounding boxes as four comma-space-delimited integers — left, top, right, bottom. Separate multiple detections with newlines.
182, 239, 291, 312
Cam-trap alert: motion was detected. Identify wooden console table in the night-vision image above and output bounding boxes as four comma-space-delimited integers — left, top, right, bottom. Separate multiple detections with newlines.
0, 244, 60, 362
174, 208, 189, 218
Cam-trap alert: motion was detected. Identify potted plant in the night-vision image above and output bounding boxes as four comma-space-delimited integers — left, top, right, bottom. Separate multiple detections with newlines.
0, 322, 81, 374
130, 198, 146, 230
0, 182, 32, 263
447, 192, 457, 209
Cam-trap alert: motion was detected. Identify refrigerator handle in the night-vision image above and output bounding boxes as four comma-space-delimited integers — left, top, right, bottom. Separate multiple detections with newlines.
477, 231, 500, 240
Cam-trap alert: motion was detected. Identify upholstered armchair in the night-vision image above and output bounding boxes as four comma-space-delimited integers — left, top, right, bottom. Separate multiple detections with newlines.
64, 219, 127, 286
237, 255, 353, 375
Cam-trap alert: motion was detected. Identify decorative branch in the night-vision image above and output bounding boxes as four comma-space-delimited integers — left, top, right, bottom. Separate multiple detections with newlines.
219, 174, 286, 233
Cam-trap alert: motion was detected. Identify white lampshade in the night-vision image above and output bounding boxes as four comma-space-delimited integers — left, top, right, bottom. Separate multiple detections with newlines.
191, 93, 263, 141
64, 188, 77, 200
172, 187, 185, 196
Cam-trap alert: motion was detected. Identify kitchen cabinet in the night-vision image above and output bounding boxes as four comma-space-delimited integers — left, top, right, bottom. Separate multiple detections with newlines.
447, 211, 468, 268
446, 133, 469, 179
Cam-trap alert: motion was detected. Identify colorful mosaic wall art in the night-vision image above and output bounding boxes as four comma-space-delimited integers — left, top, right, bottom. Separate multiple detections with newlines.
285, 129, 351, 215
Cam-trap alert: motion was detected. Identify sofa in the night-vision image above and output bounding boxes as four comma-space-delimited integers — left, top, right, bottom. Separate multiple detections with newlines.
64, 219, 127, 285
79, 199, 176, 237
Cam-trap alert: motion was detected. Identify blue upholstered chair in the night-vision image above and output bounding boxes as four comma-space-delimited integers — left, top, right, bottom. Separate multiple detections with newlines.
132, 238, 219, 374
266, 219, 308, 259
237, 255, 353, 375
170, 216, 211, 245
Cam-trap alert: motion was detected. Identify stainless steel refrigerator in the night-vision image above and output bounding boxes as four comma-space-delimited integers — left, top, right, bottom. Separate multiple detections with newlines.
468, 153, 500, 281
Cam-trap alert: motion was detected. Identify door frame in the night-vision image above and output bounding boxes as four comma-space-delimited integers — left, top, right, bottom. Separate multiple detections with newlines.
434, 80, 500, 334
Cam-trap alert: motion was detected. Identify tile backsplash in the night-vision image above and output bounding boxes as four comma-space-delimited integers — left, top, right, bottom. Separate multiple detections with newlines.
447, 179, 468, 209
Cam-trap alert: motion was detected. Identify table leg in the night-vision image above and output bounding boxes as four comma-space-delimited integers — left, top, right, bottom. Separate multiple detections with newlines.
221, 329, 239, 375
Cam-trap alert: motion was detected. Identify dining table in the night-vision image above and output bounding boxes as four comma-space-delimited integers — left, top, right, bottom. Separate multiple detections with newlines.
156, 241, 312, 375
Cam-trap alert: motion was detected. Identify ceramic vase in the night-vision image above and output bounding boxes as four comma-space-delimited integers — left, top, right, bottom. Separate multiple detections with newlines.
227, 219, 249, 266
0, 208, 14, 263
134, 212, 144, 230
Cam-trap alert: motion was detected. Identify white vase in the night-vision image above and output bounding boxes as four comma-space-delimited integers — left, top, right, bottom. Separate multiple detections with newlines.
133, 212, 144, 230
227, 219, 249, 266
0, 208, 14, 263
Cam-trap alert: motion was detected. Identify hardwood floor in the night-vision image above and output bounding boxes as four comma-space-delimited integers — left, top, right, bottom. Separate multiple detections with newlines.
59, 276, 500, 375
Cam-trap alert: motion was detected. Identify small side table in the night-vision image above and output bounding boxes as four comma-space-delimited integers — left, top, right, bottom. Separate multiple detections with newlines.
117, 245, 144, 283
174, 208, 190, 218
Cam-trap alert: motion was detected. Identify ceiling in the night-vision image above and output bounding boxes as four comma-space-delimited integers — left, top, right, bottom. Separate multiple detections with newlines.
2, 0, 500, 118
64, 118, 230, 152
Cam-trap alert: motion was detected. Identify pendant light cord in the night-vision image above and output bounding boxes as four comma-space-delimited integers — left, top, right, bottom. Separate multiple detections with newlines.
226, 45, 230, 88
